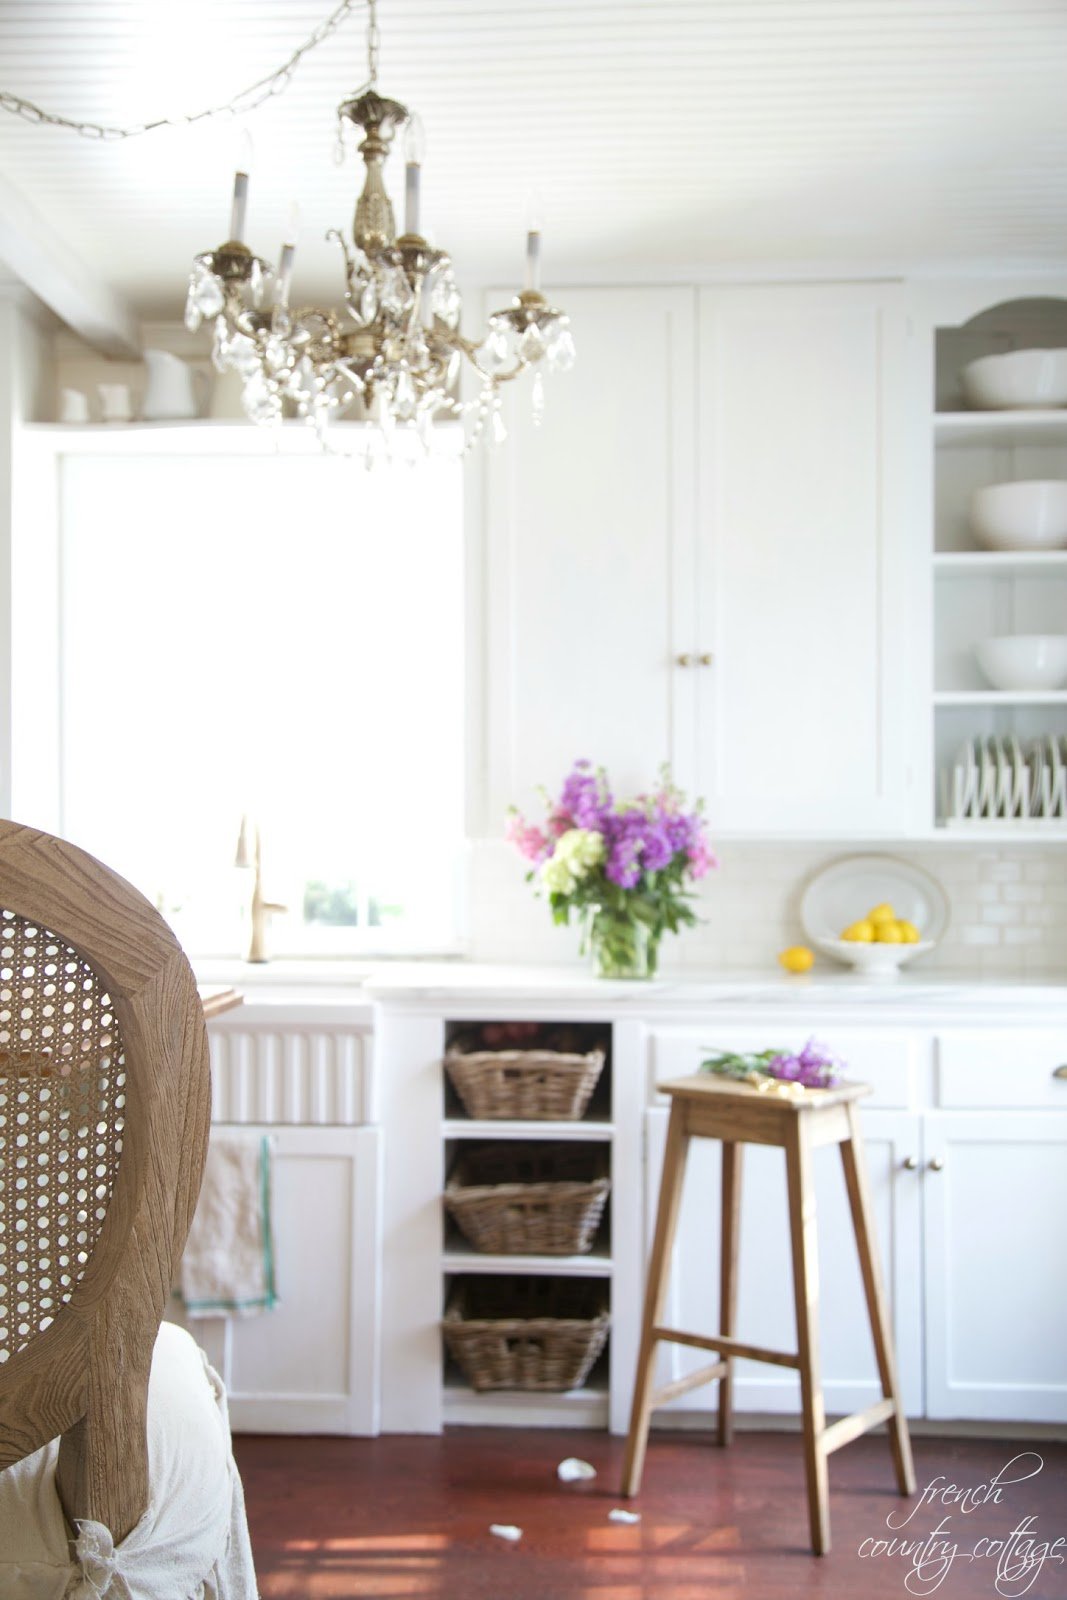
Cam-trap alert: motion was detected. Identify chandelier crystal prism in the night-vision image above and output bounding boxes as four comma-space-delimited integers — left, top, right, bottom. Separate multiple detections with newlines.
184, 1, 574, 451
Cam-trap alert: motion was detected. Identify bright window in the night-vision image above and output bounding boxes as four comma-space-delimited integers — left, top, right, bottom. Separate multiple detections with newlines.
54, 449, 465, 955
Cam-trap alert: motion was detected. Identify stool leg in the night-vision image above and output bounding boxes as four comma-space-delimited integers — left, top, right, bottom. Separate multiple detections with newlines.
717, 1139, 742, 1448
840, 1104, 916, 1498
784, 1115, 830, 1556
621, 1104, 690, 1497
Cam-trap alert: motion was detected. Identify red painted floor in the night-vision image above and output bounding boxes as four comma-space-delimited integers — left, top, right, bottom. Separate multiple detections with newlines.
234, 1427, 1067, 1599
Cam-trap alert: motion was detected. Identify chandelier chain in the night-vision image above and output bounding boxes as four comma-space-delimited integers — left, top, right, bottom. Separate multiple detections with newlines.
0, 0, 366, 141
366, 0, 381, 87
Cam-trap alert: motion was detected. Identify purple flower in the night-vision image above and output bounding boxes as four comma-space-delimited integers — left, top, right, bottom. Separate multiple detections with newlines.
560, 761, 612, 832
766, 1037, 842, 1089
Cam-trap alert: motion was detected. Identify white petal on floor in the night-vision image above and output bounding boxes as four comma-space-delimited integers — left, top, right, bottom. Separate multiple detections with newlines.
557, 1457, 597, 1483
608, 1508, 642, 1524
489, 1524, 524, 1542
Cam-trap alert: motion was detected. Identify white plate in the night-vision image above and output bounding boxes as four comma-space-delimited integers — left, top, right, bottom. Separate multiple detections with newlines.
1006, 734, 1026, 818
950, 740, 978, 820
976, 736, 997, 818
1047, 734, 1065, 818
800, 854, 950, 976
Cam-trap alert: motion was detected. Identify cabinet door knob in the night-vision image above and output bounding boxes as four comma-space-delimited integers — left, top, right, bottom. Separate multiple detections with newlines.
698, 652, 714, 667
1053, 1064, 1067, 1081
902, 1155, 919, 1170
928, 1156, 945, 1172
676, 653, 694, 668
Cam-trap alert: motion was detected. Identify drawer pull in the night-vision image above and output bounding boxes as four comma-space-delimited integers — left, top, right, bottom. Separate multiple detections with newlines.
1053, 1065, 1067, 1081
928, 1156, 945, 1173
901, 1155, 918, 1171
676, 653, 694, 668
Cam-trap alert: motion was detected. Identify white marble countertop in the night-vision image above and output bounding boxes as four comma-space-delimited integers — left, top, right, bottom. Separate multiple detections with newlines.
193, 958, 1067, 1021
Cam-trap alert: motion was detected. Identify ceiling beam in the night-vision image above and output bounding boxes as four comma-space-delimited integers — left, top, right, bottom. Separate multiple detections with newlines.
0, 171, 139, 359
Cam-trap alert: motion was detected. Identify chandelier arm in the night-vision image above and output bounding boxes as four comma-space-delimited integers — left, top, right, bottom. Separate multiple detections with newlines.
443, 328, 533, 387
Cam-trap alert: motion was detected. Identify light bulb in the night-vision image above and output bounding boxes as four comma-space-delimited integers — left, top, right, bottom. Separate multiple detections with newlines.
404, 115, 425, 236
404, 113, 426, 167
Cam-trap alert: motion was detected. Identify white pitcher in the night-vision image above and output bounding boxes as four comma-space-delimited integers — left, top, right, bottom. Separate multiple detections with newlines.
140, 349, 203, 420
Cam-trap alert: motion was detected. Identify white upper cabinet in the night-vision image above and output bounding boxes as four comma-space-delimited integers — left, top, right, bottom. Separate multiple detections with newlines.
694, 284, 916, 833
486, 286, 696, 819
486, 282, 918, 835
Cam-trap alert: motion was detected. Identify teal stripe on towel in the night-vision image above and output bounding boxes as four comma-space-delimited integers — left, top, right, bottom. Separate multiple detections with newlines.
177, 1134, 278, 1315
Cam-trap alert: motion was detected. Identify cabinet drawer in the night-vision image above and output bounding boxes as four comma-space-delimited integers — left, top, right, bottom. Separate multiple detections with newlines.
649, 1027, 919, 1109
936, 1031, 1067, 1110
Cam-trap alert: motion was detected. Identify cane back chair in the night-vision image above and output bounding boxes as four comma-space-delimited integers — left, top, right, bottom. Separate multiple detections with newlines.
0, 818, 211, 1544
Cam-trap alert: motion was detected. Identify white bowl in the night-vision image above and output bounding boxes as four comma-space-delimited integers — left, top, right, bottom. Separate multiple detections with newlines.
974, 634, 1067, 691
961, 349, 1067, 410
813, 936, 935, 981
970, 481, 1067, 552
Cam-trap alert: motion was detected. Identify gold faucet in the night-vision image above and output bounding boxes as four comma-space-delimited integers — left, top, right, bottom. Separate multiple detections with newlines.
235, 816, 287, 964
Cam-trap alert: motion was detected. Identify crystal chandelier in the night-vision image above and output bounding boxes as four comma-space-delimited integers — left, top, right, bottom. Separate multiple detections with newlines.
184, 0, 574, 451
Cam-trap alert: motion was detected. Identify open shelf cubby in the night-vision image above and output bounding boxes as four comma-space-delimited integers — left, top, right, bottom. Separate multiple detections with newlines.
931, 295, 1067, 832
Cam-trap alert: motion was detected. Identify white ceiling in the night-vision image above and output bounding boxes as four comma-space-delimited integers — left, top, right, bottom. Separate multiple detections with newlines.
0, 0, 1065, 337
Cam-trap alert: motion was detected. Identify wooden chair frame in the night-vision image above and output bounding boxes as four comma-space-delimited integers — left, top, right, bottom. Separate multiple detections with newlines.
0, 820, 211, 1542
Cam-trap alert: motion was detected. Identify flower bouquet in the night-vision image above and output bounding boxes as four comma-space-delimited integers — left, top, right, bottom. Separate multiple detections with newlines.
507, 761, 716, 979
701, 1039, 843, 1097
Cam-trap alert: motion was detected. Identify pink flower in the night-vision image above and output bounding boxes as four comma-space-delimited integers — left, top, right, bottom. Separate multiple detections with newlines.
505, 813, 551, 864
687, 838, 718, 879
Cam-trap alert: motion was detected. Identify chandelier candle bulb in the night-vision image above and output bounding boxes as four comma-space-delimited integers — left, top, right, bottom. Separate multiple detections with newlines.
275, 243, 296, 308
525, 228, 542, 294
403, 113, 424, 236
229, 170, 249, 245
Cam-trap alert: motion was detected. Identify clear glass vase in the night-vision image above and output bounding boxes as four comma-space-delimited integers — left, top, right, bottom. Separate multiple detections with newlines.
586, 907, 655, 980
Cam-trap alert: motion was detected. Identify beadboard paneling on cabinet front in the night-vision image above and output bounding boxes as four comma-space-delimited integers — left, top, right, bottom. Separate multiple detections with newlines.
208, 1014, 373, 1126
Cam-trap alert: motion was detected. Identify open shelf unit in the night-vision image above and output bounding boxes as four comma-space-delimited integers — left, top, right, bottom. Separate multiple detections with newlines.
931, 297, 1067, 833
441, 1016, 614, 1427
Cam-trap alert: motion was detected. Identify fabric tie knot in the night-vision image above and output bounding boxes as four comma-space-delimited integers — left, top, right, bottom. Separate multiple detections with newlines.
68, 1520, 125, 1599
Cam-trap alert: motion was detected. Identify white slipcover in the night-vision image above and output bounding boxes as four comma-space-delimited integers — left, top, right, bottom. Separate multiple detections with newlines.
0, 1322, 258, 1600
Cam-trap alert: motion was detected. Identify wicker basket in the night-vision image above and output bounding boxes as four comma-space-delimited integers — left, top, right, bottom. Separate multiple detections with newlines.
443, 1279, 610, 1392
445, 1143, 610, 1256
444, 1047, 606, 1121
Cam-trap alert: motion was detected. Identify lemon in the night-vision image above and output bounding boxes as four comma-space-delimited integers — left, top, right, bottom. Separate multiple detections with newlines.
867, 902, 896, 927
896, 920, 921, 944
876, 921, 904, 944
841, 920, 875, 943
779, 945, 815, 974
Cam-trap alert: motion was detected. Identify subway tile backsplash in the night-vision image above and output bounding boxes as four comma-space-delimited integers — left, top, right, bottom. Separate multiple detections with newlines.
466, 840, 1067, 978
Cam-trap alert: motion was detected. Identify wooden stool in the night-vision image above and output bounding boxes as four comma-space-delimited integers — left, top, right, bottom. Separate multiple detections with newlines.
621, 1074, 915, 1555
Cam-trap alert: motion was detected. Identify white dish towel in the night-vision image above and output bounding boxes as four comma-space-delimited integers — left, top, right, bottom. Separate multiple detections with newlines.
180, 1130, 278, 1317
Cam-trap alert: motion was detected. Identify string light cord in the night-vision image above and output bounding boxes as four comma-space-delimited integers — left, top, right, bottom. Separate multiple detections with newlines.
0, 0, 366, 140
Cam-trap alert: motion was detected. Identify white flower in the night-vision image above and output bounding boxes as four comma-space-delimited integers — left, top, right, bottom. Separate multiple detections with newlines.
553, 828, 605, 874
541, 854, 577, 895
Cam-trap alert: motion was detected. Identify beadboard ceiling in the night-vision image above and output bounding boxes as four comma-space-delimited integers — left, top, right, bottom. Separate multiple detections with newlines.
0, 0, 1065, 337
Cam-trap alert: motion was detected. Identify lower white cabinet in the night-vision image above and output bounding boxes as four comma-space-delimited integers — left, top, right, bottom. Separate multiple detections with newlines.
644, 1105, 924, 1420
922, 1112, 1067, 1424
174, 1124, 383, 1435
642, 1025, 1067, 1426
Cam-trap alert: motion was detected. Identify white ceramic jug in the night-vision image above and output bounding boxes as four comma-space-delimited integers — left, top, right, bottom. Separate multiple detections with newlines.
140, 349, 203, 420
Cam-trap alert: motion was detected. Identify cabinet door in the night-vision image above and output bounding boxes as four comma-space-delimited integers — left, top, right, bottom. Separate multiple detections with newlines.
695, 284, 917, 833
923, 1112, 1067, 1424
486, 287, 697, 817
174, 1125, 382, 1435
643, 1105, 923, 1418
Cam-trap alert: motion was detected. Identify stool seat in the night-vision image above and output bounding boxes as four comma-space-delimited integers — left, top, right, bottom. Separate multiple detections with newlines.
622, 1070, 915, 1556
